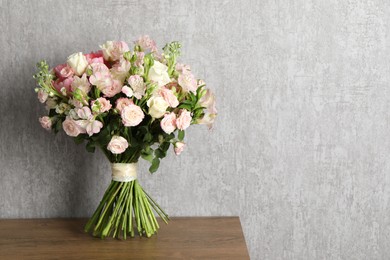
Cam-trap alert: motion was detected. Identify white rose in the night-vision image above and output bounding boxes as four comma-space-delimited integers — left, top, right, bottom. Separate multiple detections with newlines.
148, 61, 171, 87
107, 136, 129, 154
67, 52, 88, 76
147, 96, 169, 118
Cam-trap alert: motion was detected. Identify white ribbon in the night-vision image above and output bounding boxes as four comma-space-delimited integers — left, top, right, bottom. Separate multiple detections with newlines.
111, 163, 137, 182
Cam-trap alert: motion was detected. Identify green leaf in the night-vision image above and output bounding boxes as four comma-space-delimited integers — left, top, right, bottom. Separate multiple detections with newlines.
141, 153, 154, 163
144, 132, 152, 142
178, 130, 185, 141
86, 141, 96, 153
149, 158, 160, 173
154, 149, 166, 159
74, 134, 85, 145
160, 142, 170, 152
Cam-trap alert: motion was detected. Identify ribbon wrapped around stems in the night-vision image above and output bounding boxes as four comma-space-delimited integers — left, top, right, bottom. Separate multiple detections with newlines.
111, 163, 137, 182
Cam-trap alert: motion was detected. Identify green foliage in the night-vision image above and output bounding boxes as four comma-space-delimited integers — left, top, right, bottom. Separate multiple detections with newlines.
163, 41, 181, 76
178, 130, 185, 141
149, 157, 160, 173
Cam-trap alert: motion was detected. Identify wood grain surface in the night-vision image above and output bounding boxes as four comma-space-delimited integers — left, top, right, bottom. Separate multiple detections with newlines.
0, 217, 249, 260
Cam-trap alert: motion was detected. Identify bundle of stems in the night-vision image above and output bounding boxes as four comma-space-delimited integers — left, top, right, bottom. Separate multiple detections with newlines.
84, 180, 169, 239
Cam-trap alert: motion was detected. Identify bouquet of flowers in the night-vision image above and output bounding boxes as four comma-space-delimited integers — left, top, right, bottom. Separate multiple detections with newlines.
33, 36, 217, 239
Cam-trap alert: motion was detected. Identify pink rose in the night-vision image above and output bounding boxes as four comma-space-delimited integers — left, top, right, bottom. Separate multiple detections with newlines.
59, 65, 74, 78
89, 62, 110, 75
121, 104, 144, 127
39, 116, 52, 130
160, 112, 176, 134
178, 72, 197, 93
62, 117, 83, 137
176, 109, 192, 130
107, 136, 129, 154
116, 98, 133, 112
91, 98, 112, 113
37, 90, 48, 103
102, 79, 122, 98
121, 86, 133, 97
174, 142, 185, 155
128, 75, 146, 99
53, 64, 67, 78
85, 51, 104, 64
53, 77, 74, 94
135, 35, 157, 51
159, 87, 179, 108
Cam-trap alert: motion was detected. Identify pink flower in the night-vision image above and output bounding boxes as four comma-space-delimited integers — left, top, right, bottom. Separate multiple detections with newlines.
101, 79, 122, 98
71, 74, 91, 94
175, 63, 191, 74
121, 104, 144, 127
159, 87, 179, 108
121, 86, 133, 97
53, 64, 67, 78
53, 77, 74, 94
134, 52, 145, 67
176, 109, 192, 130
77, 106, 93, 120
62, 117, 84, 137
107, 136, 129, 154
101, 41, 129, 61
39, 116, 52, 130
59, 65, 74, 78
110, 58, 131, 83
37, 90, 48, 103
174, 142, 185, 155
128, 75, 146, 99
160, 112, 176, 134
85, 120, 103, 136
89, 62, 110, 75
116, 98, 133, 112
197, 113, 216, 129
199, 89, 217, 114
91, 98, 112, 113
85, 51, 104, 64
135, 35, 157, 51
178, 72, 197, 93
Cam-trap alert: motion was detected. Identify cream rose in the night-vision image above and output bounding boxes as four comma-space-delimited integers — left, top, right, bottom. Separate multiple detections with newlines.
148, 61, 171, 87
147, 96, 169, 119
67, 52, 88, 76
107, 136, 129, 154
121, 104, 144, 127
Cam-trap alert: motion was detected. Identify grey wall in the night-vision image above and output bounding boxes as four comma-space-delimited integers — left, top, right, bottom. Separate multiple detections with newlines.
1, 0, 390, 259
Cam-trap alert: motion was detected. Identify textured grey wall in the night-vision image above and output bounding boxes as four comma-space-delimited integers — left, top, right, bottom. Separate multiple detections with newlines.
1, 0, 390, 259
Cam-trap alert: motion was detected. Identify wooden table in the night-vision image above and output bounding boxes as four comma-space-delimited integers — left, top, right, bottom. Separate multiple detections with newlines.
0, 217, 249, 259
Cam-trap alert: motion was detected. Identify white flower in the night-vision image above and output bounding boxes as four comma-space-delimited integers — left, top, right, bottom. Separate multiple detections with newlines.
107, 136, 129, 154
101, 41, 129, 61
128, 75, 146, 99
67, 52, 88, 76
147, 96, 169, 119
148, 61, 171, 87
